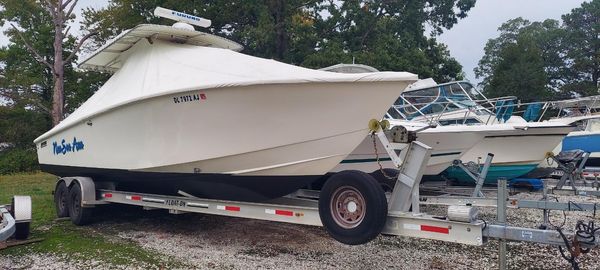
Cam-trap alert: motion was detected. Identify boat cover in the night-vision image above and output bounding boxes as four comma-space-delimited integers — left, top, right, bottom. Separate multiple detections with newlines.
36, 26, 417, 142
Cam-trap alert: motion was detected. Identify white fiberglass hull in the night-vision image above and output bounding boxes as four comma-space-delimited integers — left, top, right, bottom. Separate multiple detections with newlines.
332, 122, 492, 175
459, 124, 573, 168
36, 81, 413, 200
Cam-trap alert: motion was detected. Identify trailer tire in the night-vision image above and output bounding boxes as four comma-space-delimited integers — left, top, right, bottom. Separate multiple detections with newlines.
68, 182, 92, 225
319, 170, 387, 245
14, 222, 30, 240
54, 181, 70, 218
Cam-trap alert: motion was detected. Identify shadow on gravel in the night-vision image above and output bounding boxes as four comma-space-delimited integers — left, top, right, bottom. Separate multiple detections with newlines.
86, 203, 331, 247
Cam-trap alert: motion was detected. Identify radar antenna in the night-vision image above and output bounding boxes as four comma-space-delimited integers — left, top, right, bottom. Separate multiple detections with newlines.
154, 7, 212, 29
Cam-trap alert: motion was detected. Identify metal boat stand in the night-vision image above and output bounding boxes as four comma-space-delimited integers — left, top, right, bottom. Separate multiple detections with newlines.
442, 154, 494, 197
419, 154, 494, 198
545, 150, 600, 197
550, 150, 590, 189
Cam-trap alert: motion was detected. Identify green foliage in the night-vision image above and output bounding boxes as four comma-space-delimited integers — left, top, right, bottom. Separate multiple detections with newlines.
476, 1, 600, 100
0, 1, 477, 174
0, 106, 49, 148
561, 1, 600, 97
487, 40, 551, 102
0, 173, 189, 268
0, 148, 39, 174
0, 107, 47, 174
81, 0, 474, 81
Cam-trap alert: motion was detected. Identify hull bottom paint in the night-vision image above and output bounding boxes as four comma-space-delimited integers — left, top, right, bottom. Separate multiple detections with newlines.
41, 164, 325, 202
443, 164, 539, 185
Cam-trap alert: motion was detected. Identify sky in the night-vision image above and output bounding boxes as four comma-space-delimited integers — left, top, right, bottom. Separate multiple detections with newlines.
438, 0, 588, 83
0, 0, 590, 83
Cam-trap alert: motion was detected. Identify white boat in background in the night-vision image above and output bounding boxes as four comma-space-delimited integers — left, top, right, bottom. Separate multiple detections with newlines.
332, 120, 512, 175
34, 19, 418, 201
322, 65, 511, 182
387, 80, 576, 184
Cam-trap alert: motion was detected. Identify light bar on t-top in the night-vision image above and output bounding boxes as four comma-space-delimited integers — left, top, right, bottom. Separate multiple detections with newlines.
153, 7, 212, 28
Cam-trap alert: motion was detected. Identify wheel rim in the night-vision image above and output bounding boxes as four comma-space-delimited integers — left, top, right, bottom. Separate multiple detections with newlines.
58, 190, 67, 212
330, 186, 366, 229
71, 192, 80, 216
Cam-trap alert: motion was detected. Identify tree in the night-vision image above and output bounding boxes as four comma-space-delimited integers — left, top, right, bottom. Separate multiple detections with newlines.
476, 1, 600, 100
81, 0, 475, 81
301, 0, 474, 81
81, 0, 322, 63
0, 0, 96, 126
561, 1, 600, 97
474, 17, 565, 98
486, 40, 551, 102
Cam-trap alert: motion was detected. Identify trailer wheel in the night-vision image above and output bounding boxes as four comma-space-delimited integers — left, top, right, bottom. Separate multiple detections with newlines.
319, 170, 388, 245
54, 181, 70, 218
68, 182, 92, 225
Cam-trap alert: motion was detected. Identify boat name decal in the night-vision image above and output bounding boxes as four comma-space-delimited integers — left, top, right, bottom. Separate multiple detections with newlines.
173, 92, 206, 104
52, 137, 85, 155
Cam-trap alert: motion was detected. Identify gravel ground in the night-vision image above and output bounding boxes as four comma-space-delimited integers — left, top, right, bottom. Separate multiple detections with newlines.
2, 190, 600, 269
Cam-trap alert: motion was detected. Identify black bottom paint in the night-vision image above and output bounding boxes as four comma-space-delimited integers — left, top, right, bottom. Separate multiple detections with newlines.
41, 164, 330, 202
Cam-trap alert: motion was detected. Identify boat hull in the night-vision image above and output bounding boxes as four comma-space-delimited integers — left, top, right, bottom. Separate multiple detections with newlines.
562, 131, 600, 167
37, 81, 410, 201
444, 163, 540, 185
333, 128, 484, 175
444, 126, 572, 184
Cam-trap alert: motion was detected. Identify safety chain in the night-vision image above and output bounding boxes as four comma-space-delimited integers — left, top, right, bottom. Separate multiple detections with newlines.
371, 132, 398, 180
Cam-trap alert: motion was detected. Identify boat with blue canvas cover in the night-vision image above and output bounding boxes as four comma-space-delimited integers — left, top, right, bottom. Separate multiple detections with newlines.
563, 126, 600, 167
552, 97, 600, 167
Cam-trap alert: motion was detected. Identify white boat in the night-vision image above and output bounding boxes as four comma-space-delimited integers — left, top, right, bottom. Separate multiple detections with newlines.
322, 65, 509, 182
34, 22, 417, 201
387, 80, 576, 183
332, 120, 485, 175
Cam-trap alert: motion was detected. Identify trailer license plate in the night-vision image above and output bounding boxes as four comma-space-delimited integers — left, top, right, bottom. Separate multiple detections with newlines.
165, 199, 186, 207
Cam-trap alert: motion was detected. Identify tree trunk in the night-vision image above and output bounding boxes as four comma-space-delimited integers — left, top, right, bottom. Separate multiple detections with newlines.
271, 0, 287, 61
51, 11, 65, 126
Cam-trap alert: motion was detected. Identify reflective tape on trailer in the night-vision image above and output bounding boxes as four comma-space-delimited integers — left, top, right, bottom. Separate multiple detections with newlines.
102, 193, 113, 198
265, 209, 294, 217
404, 223, 450, 234
126, 195, 142, 201
217, 205, 240, 212
142, 197, 165, 203
187, 202, 209, 208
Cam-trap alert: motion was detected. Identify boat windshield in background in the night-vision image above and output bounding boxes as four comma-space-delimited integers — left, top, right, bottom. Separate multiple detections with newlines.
387, 80, 519, 126
387, 79, 600, 127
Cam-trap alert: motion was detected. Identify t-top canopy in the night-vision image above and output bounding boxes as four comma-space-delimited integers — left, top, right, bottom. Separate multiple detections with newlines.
78, 24, 243, 73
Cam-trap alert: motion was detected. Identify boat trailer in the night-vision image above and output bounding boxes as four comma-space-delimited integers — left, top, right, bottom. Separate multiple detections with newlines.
0, 196, 32, 243
53, 121, 600, 269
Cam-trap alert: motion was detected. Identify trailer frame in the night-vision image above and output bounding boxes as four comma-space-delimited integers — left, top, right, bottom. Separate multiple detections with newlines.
55, 123, 600, 269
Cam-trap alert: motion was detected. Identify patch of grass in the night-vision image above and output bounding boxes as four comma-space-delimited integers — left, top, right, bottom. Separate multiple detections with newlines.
0, 172, 189, 268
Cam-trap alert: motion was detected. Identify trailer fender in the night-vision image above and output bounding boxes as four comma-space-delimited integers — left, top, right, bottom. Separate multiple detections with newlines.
11, 196, 32, 222
58, 177, 101, 206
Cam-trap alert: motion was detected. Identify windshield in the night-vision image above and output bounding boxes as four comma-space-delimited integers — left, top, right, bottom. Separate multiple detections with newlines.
587, 119, 600, 132
397, 87, 443, 115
